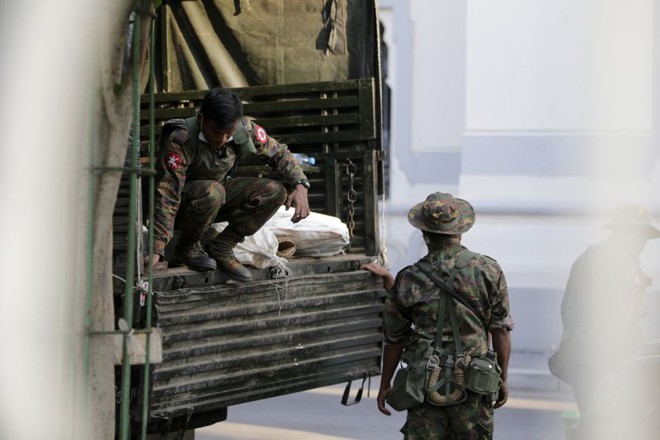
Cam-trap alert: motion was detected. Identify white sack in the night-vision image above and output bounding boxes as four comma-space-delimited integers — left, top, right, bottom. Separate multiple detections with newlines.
264, 206, 350, 257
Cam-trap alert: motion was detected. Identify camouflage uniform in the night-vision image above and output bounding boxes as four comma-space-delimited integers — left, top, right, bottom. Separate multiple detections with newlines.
556, 240, 652, 412
384, 242, 513, 439
153, 116, 307, 258
550, 204, 660, 413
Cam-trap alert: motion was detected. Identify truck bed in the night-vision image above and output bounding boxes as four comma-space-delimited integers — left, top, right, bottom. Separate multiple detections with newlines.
141, 254, 385, 431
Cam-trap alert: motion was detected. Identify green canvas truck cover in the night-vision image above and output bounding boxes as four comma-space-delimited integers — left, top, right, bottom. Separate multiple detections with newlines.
156, 0, 379, 91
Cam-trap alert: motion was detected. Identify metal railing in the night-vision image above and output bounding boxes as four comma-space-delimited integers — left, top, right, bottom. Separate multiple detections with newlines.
85, 3, 156, 439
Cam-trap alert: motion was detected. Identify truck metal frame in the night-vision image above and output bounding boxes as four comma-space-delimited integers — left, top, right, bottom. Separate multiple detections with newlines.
110, 1, 387, 436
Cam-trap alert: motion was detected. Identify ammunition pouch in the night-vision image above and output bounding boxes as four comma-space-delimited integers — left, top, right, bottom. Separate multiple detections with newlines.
388, 344, 501, 411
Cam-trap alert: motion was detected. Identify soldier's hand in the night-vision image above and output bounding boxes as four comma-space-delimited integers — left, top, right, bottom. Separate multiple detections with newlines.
361, 262, 395, 290
494, 380, 509, 408
377, 384, 392, 416
286, 185, 310, 223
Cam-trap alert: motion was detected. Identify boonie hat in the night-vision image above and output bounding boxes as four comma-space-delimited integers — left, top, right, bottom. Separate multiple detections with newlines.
408, 192, 475, 235
603, 203, 660, 239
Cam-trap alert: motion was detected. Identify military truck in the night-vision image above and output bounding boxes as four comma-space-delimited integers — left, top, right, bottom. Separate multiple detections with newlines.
111, 0, 387, 436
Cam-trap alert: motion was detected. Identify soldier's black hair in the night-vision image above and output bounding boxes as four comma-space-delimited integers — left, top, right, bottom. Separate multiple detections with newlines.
200, 87, 244, 129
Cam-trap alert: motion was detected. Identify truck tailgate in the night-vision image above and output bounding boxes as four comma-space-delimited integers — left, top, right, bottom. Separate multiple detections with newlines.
148, 266, 385, 419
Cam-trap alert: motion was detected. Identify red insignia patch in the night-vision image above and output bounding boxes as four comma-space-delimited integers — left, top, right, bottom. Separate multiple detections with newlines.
255, 125, 268, 144
166, 152, 183, 170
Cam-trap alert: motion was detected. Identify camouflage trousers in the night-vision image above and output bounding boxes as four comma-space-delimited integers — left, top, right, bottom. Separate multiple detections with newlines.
173, 177, 287, 245
402, 393, 494, 440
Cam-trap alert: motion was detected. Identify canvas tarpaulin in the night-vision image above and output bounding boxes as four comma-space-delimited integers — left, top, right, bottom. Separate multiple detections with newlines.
156, 0, 375, 92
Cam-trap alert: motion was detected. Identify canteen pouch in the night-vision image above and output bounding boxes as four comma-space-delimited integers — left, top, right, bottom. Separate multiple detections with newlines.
387, 341, 433, 411
387, 366, 424, 411
466, 352, 501, 396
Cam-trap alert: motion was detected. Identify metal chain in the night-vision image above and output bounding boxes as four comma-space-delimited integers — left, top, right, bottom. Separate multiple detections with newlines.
345, 159, 358, 241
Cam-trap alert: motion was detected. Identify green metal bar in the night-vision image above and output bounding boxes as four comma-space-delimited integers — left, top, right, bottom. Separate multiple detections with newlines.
119, 5, 142, 439
140, 13, 157, 440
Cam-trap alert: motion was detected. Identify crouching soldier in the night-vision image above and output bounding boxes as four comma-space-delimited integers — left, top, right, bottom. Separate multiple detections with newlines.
148, 87, 311, 281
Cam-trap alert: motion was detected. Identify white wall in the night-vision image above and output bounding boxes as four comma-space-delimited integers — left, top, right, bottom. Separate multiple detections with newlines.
466, 0, 653, 133
462, 0, 655, 207
409, 0, 466, 152
378, 0, 660, 353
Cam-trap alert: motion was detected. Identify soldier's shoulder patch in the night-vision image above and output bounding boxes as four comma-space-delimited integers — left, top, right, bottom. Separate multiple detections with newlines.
254, 124, 268, 144
166, 152, 183, 170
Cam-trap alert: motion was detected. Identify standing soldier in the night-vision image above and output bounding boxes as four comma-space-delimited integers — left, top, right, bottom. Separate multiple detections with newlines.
148, 87, 311, 280
549, 203, 660, 413
363, 192, 513, 439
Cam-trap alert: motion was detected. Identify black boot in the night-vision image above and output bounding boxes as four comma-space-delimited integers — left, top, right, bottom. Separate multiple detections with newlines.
172, 241, 217, 272
207, 228, 252, 281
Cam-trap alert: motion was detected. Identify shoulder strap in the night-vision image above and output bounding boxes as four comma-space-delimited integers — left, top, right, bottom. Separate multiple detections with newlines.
183, 116, 201, 165
435, 290, 465, 349
415, 256, 487, 332
230, 118, 257, 159
435, 293, 447, 349
184, 116, 199, 150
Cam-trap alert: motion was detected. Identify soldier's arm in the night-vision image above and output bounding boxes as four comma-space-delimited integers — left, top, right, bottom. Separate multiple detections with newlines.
249, 121, 308, 188
488, 266, 513, 408
491, 327, 511, 408
487, 264, 515, 331
378, 342, 403, 416
249, 121, 310, 222
378, 273, 412, 415
153, 130, 190, 258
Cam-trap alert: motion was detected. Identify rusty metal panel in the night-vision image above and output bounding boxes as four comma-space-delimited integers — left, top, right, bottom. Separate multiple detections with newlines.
149, 270, 385, 419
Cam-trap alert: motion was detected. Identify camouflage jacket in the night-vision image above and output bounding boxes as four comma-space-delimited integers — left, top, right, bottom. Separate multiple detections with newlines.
153, 116, 307, 255
383, 243, 513, 358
